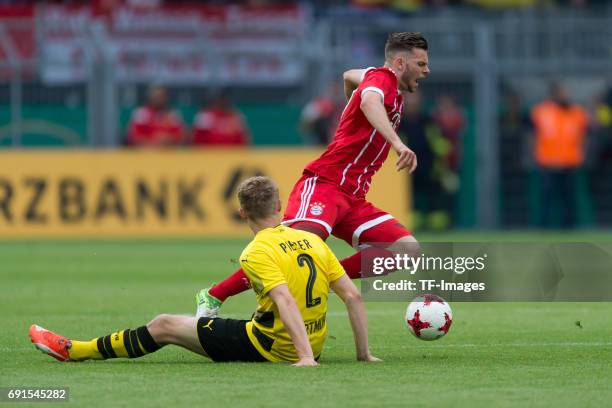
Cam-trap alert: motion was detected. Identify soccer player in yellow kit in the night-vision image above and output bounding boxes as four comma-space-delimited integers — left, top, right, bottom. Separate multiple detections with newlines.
29, 176, 379, 366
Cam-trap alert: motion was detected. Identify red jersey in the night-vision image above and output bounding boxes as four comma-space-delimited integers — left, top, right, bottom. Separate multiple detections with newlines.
192, 107, 250, 146
127, 105, 184, 146
304, 67, 404, 198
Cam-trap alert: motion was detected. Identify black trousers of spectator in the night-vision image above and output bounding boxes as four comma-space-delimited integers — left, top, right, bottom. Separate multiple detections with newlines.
539, 167, 577, 228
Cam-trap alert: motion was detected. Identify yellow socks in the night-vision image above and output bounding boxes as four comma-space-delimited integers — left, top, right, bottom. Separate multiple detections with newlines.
68, 326, 161, 361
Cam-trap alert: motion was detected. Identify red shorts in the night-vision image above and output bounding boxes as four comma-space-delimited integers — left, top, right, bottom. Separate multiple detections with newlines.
282, 173, 412, 248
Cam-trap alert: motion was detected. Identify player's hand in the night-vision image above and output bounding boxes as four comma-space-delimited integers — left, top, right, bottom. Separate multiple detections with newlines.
394, 144, 417, 173
357, 353, 383, 363
292, 357, 319, 367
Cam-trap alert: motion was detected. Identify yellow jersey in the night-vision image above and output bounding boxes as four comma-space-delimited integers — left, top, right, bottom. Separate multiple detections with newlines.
240, 225, 345, 362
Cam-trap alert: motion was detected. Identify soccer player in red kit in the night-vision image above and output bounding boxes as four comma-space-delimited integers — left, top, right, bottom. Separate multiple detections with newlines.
197, 32, 430, 317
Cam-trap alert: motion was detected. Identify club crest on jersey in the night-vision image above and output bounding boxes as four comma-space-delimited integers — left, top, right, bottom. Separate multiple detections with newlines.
309, 202, 325, 216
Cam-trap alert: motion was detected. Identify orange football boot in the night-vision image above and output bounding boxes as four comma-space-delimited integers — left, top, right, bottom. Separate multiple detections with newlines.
29, 324, 72, 362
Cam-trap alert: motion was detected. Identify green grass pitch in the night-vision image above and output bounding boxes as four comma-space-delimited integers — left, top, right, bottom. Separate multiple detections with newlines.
2, 233, 612, 407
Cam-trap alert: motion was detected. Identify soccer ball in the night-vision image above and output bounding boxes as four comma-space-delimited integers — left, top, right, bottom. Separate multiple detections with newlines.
405, 294, 453, 341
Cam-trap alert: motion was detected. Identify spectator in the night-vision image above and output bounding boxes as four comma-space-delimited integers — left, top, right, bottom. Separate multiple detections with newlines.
192, 89, 251, 147
398, 92, 448, 230
399, 92, 437, 229
300, 82, 344, 146
430, 94, 464, 172
427, 94, 464, 227
126, 84, 184, 146
531, 82, 589, 228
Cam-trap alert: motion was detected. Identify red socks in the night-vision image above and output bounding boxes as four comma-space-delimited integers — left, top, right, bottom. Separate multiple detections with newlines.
340, 247, 395, 279
208, 268, 251, 302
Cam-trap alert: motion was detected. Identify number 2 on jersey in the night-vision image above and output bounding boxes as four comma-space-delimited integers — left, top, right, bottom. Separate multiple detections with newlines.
297, 254, 321, 308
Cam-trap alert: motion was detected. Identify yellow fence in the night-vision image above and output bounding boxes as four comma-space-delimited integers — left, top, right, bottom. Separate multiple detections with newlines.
0, 149, 409, 238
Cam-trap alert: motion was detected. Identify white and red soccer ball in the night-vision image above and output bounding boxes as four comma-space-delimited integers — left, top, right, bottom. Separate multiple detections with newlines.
405, 294, 453, 341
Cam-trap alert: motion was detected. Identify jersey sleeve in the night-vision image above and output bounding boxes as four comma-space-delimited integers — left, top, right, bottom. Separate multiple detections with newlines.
360, 66, 376, 81
240, 247, 287, 296
360, 69, 398, 109
324, 244, 346, 283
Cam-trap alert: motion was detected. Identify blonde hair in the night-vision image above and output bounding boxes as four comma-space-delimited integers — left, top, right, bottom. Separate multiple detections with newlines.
237, 176, 280, 220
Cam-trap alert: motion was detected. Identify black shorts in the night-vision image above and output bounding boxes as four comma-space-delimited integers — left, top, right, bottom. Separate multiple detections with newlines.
196, 317, 268, 362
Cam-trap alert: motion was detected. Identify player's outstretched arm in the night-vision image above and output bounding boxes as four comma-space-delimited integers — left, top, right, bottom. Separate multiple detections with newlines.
343, 69, 366, 100
360, 91, 417, 173
331, 274, 381, 363
268, 284, 318, 367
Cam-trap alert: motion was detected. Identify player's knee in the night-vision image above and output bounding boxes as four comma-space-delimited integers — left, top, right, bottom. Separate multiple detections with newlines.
388, 235, 420, 258
147, 314, 176, 342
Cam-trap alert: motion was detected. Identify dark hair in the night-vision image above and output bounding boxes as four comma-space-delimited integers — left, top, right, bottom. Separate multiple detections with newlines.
385, 32, 428, 61
237, 176, 279, 220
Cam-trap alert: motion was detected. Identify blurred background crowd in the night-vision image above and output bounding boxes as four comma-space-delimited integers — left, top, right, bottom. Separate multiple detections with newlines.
2, 0, 612, 232
1, 0, 608, 9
